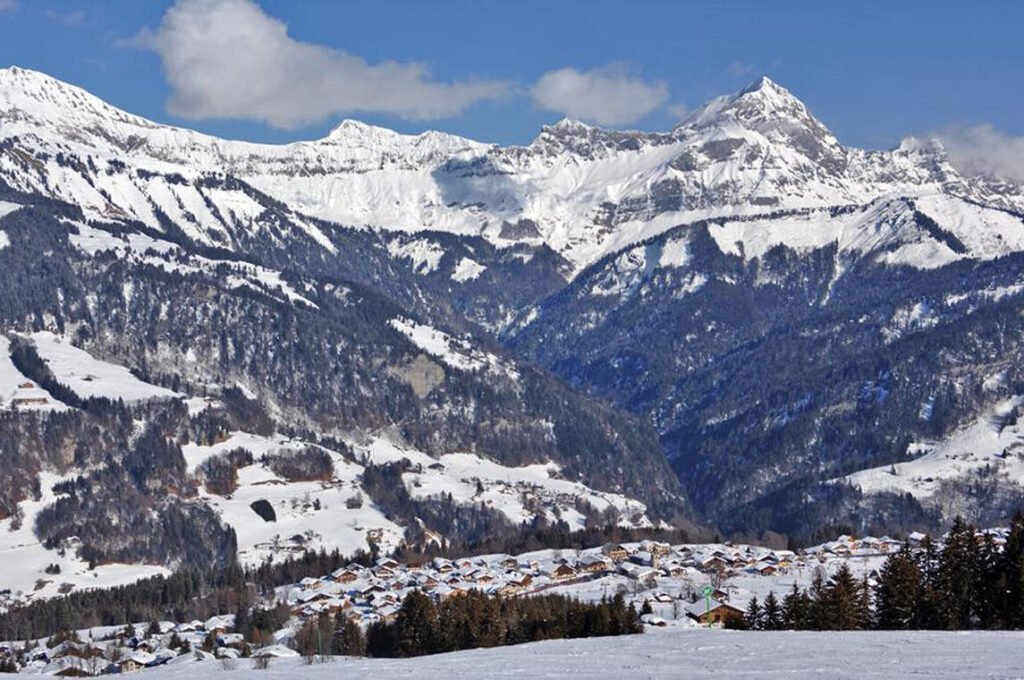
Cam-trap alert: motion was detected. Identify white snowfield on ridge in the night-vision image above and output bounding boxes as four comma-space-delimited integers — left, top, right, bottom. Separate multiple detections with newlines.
1, 66, 1022, 275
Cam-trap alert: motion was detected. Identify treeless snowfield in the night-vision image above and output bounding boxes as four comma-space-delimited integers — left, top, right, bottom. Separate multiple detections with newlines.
144, 629, 1024, 679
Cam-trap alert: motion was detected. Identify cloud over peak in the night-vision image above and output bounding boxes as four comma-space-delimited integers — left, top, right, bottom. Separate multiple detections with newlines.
938, 124, 1024, 184
137, 0, 508, 129
531, 64, 669, 126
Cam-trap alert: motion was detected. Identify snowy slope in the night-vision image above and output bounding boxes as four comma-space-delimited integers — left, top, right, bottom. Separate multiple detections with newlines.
0, 471, 169, 605
138, 629, 1024, 679
357, 436, 653, 530
845, 396, 1024, 500
183, 432, 405, 566
27, 331, 181, 403
2, 67, 1022, 274
0, 336, 66, 412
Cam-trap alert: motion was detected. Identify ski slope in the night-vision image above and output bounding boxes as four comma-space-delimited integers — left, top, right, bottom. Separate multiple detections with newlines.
140, 628, 1024, 679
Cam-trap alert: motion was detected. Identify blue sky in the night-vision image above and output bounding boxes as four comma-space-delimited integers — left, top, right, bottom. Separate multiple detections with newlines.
0, 0, 1021, 150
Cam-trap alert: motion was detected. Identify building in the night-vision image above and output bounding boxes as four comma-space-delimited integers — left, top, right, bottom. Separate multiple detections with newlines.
601, 543, 629, 562
686, 599, 744, 625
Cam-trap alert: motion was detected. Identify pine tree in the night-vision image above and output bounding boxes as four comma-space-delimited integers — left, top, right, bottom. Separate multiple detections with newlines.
396, 591, 438, 657
914, 535, 943, 629
761, 592, 782, 631
782, 583, 810, 630
938, 516, 979, 629
825, 563, 863, 630
744, 596, 762, 631
875, 546, 921, 629
808, 570, 830, 630
996, 510, 1024, 628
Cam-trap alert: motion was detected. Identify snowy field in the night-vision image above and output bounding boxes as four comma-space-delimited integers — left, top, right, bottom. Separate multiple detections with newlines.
141, 629, 1024, 679
28, 331, 181, 403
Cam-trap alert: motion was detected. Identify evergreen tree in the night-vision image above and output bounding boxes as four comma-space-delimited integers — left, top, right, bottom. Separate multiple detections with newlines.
938, 516, 979, 630
782, 583, 810, 630
761, 592, 782, 631
396, 591, 439, 657
875, 546, 921, 629
821, 563, 862, 630
744, 596, 762, 631
997, 510, 1024, 628
914, 535, 943, 629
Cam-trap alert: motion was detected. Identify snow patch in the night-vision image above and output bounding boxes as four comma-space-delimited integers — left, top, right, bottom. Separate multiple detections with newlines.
451, 257, 486, 282
386, 238, 445, 274
389, 317, 517, 378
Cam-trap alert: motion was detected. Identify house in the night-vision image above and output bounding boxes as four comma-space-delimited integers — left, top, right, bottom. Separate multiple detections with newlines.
756, 563, 778, 576
121, 651, 155, 673
551, 564, 578, 581
640, 540, 671, 556
685, 599, 744, 625
332, 568, 360, 583
701, 556, 730, 572
12, 397, 49, 408
579, 555, 611, 573
601, 543, 629, 562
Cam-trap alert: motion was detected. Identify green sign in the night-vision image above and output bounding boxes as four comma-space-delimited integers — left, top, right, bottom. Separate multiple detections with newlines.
702, 585, 713, 627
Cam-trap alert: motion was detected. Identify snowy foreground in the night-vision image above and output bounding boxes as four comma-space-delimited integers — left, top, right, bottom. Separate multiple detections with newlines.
141, 629, 1024, 679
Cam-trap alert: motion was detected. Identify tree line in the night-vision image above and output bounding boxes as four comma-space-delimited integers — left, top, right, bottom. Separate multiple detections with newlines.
292, 590, 642, 661
738, 512, 1024, 631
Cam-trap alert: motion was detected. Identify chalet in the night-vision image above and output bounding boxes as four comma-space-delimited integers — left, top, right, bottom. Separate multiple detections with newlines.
499, 556, 519, 570
551, 563, 578, 581
701, 556, 730, 572
686, 599, 744, 625
12, 397, 49, 408
755, 562, 778, 576
640, 540, 671, 556
18, 381, 34, 389
333, 569, 359, 584
509, 574, 533, 589
601, 543, 629, 562
662, 563, 687, 577
579, 555, 612, 573
907, 531, 928, 547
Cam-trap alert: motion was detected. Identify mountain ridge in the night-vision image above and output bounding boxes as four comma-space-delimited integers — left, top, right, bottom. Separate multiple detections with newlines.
2, 66, 1021, 274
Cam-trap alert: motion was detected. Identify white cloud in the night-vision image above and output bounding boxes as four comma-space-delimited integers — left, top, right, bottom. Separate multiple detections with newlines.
531, 64, 669, 126
938, 124, 1024, 184
667, 102, 690, 120
135, 0, 508, 128
0, 0, 17, 12
727, 61, 754, 77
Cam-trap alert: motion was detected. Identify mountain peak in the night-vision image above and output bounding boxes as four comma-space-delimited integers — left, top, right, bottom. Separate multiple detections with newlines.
737, 75, 780, 95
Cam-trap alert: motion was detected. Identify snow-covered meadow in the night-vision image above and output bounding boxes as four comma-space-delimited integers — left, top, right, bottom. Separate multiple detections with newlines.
140, 628, 1024, 679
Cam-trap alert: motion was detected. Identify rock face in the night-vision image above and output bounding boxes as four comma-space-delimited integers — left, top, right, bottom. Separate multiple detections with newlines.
2, 66, 1024, 547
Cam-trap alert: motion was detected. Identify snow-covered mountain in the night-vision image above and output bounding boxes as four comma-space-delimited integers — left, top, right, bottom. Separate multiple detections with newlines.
3, 64, 1024, 576
1, 66, 1021, 274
